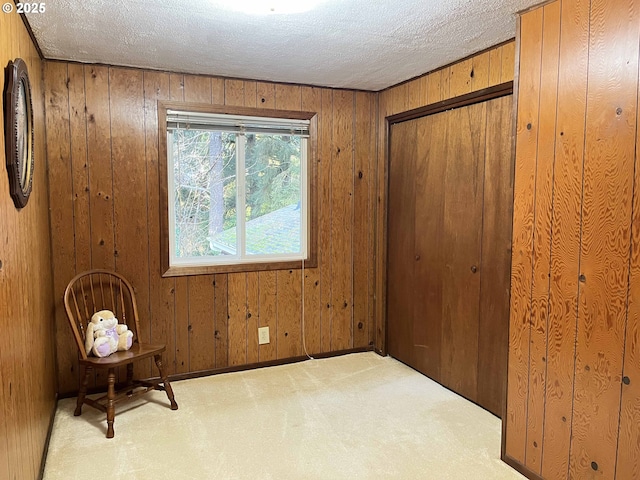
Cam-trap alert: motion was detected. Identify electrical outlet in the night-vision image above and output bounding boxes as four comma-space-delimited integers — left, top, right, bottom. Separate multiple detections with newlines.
258, 326, 270, 345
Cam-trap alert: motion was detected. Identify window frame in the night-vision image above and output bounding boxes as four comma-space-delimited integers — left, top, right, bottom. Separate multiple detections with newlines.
158, 101, 318, 277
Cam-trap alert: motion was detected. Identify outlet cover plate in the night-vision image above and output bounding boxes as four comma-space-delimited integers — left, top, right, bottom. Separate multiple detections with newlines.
258, 326, 270, 345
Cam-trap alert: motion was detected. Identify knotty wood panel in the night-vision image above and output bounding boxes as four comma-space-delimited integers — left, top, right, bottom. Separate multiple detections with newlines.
0, 9, 56, 480
505, 1, 640, 479
525, 2, 560, 472
46, 63, 377, 393
506, 9, 543, 465
570, 0, 639, 477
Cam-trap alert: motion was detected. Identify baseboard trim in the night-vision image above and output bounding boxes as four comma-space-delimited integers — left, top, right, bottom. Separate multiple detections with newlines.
502, 453, 545, 480
168, 346, 374, 383
38, 394, 58, 480
58, 346, 374, 398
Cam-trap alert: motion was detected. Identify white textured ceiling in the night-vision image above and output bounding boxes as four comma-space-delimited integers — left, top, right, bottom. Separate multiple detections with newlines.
25, 0, 539, 91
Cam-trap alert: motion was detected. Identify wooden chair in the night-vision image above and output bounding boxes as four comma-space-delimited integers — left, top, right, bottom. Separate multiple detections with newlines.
63, 269, 178, 438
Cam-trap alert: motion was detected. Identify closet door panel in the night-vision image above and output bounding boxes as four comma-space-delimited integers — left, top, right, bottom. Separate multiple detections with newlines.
477, 95, 515, 417
412, 113, 446, 380
439, 102, 487, 401
387, 120, 418, 364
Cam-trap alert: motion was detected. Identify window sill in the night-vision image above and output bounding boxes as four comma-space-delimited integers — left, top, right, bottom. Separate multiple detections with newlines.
162, 256, 317, 277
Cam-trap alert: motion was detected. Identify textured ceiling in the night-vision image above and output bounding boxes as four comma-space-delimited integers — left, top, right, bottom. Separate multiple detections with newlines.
25, 0, 539, 91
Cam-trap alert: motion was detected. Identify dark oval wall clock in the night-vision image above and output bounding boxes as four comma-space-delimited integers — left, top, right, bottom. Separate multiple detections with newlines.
4, 58, 34, 209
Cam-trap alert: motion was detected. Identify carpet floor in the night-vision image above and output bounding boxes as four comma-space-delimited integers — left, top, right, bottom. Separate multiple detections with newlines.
43, 352, 525, 479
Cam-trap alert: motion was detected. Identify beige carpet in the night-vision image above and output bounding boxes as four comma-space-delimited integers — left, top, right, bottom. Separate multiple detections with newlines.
43, 352, 525, 480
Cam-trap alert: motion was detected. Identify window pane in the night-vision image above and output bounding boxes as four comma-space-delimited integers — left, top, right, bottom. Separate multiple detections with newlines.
172, 130, 237, 258
244, 134, 302, 255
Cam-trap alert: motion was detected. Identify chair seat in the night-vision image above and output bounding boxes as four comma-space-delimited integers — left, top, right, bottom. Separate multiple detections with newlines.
80, 343, 167, 368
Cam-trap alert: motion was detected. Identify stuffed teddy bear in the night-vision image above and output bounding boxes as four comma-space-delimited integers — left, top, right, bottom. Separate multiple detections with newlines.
84, 309, 134, 357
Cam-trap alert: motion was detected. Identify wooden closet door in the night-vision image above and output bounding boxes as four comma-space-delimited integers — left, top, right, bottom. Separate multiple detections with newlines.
387, 95, 513, 417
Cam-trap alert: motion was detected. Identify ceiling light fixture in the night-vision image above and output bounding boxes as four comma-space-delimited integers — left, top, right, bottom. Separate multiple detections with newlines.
213, 0, 325, 15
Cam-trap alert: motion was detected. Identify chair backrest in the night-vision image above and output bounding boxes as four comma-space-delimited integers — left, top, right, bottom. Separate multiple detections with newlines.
64, 270, 141, 359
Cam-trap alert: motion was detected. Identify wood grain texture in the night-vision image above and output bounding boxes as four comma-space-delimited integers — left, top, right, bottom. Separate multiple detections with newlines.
439, 103, 486, 401
506, 9, 543, 464
330, 90, 354, 351
386, 120, 417, 363
375, 41, 515, 356
1, 9, 56, 480
540, 0, 589, 477
525, 2, 560, 472
617, 56, 640, 477
477, 95, 514, 418
48, 65, 376, 393
570, 0, 639, 477
412, 112, 443, 380
387, 95, 511, 416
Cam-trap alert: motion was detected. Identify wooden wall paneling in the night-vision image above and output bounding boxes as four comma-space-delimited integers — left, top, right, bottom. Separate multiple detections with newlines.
275, 269, 302, 358
406, 77, 425, 111
426, 70, 442, 104
330, 90, 354, 351
439, 102, 486, 401
477, 95, 515, 418
68, 64, 91, 274
501, 41, 516, 83
411, 113, 443, 380
353, 91, 371, 349
244, 80, 260, 364
489, 45, 504, 87
246, 272, 260, 364
320, 89, 334, 352
228, 271, 248, 365
617, 65, 640, 479
524, 2, 561, 473
374, 90, 389, 353
189, 276, 216, 371
368, 94, 378, 348
143, 71, 177, 377
471, 51, 491, 92
540, 0, 589, 477
440, 67, 451, 102
275, 84, 303, 358
389, 83, 408, 116
258, 271, 277, 361
2, 9, 55, 477
449, 58, 473, 98
45, 62, 78, 395
110, 67, 151, 382
257, 82, 276, 108
86, 64, 118, 387
506, 8, 543, 464
225, 79, 245, 106
214, 274, 229, 368
212, 78, 225, 104
569, 0, 639, 477
302, 86, 322, 354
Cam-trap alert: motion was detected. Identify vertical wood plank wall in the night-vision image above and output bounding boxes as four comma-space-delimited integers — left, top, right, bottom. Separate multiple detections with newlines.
45, 63, 378, 394
0, 10, 56, 480
505, 0, 640, 479
375, 41, 516, 353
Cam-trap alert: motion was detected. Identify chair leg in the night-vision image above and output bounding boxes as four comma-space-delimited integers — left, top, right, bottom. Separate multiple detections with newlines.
106, 369, 116, 439
126, 363, 134, 395
74, 365, 91, 416
154, 354, 178, 410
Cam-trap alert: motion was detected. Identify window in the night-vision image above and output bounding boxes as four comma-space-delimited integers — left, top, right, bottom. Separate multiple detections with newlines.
159, 103, 317, 276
